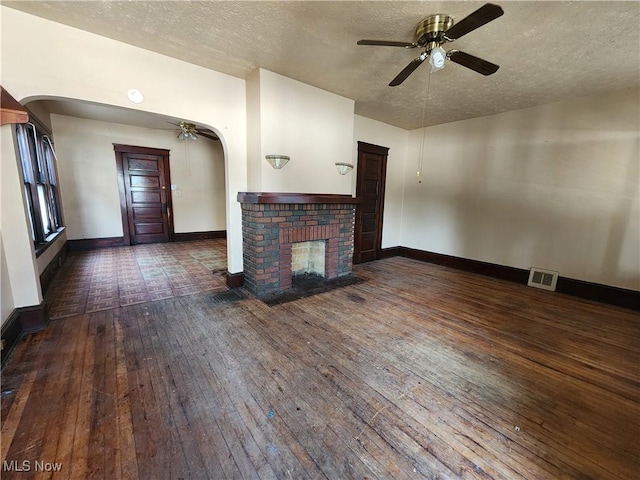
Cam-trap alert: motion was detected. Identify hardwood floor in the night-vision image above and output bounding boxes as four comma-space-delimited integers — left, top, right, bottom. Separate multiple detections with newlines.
1, 256, 638, 479
45, 239, 227, 319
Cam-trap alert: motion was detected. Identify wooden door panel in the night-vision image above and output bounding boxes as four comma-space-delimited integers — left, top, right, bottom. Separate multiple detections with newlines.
115, 144, 173, 245
359, 237, 375, 252
364, 157, 380, 172
128, 157, 160, 171
134, 223, 165, 235
363, 179, 379, 195
354, 142, 388, 264
362, 202, 377, 214
130, 190, 162, 203
361, 217, 377, 232
130, 175, 160, 188
132, 206, 162, 217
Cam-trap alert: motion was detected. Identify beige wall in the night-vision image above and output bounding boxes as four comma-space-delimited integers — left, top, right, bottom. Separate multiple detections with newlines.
51, 115, 123, 239
354, 115, 408, 249
50, 115, 226, 239
1, 7, 247, 273
1, 235, 15, 324
1, 127, 42, 322
246, 69, 263, 191
401, 88, 640, 290
250, 69, 356, 194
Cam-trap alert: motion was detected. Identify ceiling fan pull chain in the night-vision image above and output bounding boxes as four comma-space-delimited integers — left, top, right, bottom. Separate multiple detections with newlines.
417, 69, 432, 181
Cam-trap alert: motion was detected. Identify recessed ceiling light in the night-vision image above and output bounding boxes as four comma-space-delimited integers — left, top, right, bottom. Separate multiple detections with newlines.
127, 88, 144, 104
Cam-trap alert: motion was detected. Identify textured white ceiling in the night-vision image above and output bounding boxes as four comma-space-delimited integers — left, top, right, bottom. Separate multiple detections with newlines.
5, 1, 640, 130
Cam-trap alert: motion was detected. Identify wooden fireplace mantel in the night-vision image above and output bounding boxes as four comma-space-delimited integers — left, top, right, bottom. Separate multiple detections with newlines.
237, 192, 360, 204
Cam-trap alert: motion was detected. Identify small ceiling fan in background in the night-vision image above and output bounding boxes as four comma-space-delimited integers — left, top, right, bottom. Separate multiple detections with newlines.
169, 121, 220, 141
358, 3, 504, 86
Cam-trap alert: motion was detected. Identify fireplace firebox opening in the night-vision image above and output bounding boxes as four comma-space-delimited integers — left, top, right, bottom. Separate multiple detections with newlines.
292, 240, 325, 277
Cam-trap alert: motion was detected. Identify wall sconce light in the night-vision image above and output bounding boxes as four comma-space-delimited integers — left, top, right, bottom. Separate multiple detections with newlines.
265, 155, 290, 169
335, 162, 354, 175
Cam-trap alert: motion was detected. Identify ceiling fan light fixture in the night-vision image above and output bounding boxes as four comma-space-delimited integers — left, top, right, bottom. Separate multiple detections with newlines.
429, 46, 446, 69
178, 122, 198, 141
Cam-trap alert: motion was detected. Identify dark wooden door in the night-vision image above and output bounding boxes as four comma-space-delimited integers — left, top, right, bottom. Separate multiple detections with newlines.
114, 144, 173, 245
354, 141, 388, 263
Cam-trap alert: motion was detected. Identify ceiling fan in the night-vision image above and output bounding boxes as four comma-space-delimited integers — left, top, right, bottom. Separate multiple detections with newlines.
169, 121, 220, 141
358, 3, 503, 86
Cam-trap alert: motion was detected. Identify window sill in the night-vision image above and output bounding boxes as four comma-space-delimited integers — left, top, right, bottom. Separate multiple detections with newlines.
35, 227, 65, 258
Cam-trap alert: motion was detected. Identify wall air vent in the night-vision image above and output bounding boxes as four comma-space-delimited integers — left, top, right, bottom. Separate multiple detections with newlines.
527, 268, 559, 291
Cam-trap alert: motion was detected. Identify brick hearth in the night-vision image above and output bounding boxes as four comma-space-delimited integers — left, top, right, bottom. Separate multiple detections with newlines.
238, 193, 359, 297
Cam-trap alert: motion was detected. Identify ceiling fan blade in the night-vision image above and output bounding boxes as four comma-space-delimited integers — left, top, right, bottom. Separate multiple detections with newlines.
444, 3, 504, 40
358, 39, 416, 48
448, 50, 499, 75
196, 129, 220, 141
389, 54, 427, 86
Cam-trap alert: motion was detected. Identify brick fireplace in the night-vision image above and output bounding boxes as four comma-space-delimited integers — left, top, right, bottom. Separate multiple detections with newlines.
238, 193, 359, 297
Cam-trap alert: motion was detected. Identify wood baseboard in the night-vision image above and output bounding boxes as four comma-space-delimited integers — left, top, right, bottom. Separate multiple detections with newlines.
226, 271, 244, 289
67, 232, 226, 250
381, 246, 640, 311
174, 231, 226, 242
40, 243, 68, 295
1, 303, 49, 367
397, 247, 529, 284
556, 277, 639, 311
1, 310, 21, 366
67, 236, 125, 250
378, 247, 401, 259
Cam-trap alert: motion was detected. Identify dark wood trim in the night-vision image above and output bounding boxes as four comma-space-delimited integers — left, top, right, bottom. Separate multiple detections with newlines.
354, 141, 389, 264
16, 303, 49, 333
237, 192, 360, 204
1, 310, 21, 367
556, 277, 639, 311
174, 231, 227, 242
39, 242, 68, 295
226, 271, 244, 289
112, 144, 171, 156
357, 141, 390, 156
114, 144, 174, 245
399, 247, 530, 284
382, 246, 640, 311
0, 86, 29, 125
379, 247, 401, 259
67, 237, 125, 251
68, 231, 228, 249
1, 303, 49, 367
115, 151, 131, 246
